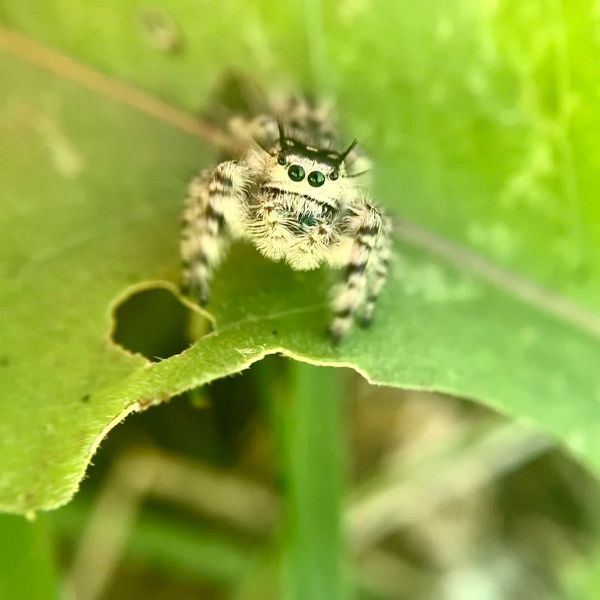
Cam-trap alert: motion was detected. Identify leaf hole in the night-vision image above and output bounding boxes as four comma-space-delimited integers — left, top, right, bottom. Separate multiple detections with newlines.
111, 286, 206, 361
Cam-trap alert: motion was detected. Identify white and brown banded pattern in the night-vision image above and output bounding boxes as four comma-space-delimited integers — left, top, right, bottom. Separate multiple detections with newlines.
329, 201, 390, 342
180, 161, 249, 304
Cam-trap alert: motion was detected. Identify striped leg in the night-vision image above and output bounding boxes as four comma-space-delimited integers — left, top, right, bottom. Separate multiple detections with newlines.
359, 222, 392, 327
228, 114, 279, 152
277, 94, 339, 146
180, 161, 247, 305
329, 201, 389, 343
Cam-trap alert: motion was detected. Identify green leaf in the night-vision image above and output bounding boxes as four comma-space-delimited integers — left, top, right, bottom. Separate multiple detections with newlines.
1, 0, 600, 514
0, 515, 58, 599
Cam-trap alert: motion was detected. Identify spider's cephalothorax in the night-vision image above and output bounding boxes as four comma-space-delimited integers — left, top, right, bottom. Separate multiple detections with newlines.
181, 95, 391, 342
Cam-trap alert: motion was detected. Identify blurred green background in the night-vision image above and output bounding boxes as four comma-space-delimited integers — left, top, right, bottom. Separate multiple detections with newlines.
1, 0, 600, 598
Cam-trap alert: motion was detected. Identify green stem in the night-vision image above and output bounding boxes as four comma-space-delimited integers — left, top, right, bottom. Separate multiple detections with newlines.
0, 514, 58, 600
281, 362, 350, 600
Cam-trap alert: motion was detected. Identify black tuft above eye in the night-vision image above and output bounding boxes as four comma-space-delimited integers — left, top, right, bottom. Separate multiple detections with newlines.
307, 171, 325, 187
329, 170, 339, 181
288, 164, 305, 181
277, 154, 286, 165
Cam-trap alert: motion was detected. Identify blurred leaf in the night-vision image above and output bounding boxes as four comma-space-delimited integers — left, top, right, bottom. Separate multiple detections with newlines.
566, 550, 600, 600
54, 502, 256, 588
1, 0, 600, 515
0, 515, 58, 600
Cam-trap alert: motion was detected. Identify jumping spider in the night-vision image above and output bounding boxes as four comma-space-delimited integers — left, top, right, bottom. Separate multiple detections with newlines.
180, 95, 391, 342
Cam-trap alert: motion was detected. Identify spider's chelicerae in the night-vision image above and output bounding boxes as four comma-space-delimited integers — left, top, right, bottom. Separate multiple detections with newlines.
180, 95, 391, 342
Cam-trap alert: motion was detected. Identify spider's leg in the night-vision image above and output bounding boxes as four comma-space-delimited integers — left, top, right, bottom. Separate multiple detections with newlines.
329, 197, 390, 343
274, 94, 339, 146
358, 220, 392, 327
181, 160, 248, 305
228, 114, 279, 152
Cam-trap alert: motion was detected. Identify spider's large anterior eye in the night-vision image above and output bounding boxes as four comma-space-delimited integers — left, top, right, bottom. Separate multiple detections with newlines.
288, 164, 305, 181
307, 171, 325, 187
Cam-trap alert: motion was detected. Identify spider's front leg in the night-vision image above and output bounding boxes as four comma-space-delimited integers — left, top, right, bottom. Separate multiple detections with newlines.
329, 197, 391, 343
180, 160, 248, 305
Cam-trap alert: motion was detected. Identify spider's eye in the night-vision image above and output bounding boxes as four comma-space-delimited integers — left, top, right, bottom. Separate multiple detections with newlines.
307, 171, 325, 187
300, 213, 317, 227
277, 154, 286, 166
329, 170, 339, 181
288, 164, 305, 181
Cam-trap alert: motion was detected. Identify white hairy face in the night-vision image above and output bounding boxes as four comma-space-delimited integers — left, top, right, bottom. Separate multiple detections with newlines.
265, 153, 346, 201
242, 145, 357, 270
